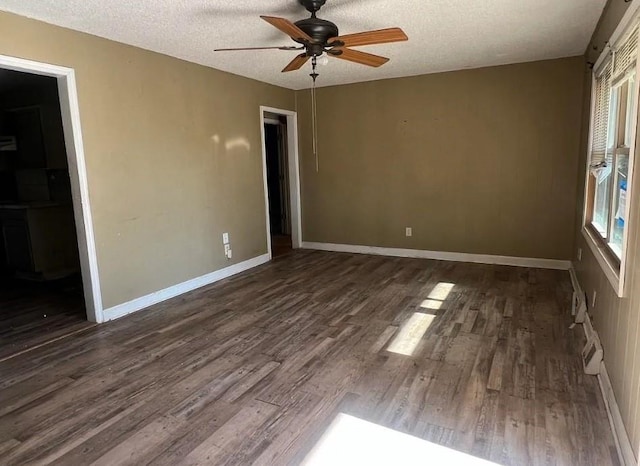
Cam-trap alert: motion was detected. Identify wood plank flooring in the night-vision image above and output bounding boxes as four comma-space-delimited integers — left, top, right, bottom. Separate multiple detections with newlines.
0, 276, 90, 362
271, 235, 293, 258
0, 250, 619, 465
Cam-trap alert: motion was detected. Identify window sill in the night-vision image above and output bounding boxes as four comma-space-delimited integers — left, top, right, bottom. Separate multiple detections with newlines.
581, 226, 624, 297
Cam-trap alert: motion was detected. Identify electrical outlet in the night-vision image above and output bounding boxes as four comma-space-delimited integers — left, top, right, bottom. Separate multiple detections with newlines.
222, 233, 229, 244
224, 244, 230, 254
592, 290, 597, 308
405, 227, 412, 237
577, 248, 582, 261
227, 249, 232, 259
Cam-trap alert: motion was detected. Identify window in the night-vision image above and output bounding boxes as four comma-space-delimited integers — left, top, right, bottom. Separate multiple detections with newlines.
584, 24, 639, 295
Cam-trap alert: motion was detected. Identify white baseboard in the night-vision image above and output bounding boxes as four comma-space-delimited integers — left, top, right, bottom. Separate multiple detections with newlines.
102, 254, 270, 322
570, 264, 636, 465
569, 266, 582, 295
598, 363, 636, 466
301, 242, 571, 270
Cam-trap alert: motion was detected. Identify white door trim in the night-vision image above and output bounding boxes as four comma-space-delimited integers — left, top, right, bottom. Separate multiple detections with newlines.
0, 54, 103, 323
259, 106, 302, 256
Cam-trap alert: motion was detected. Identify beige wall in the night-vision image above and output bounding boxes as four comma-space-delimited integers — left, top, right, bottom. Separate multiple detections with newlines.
0, 11, 294, 309
296, 57, 585, 259
573, 0, 640, 456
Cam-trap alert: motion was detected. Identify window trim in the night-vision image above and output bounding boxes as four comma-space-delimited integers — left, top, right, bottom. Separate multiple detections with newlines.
582, 15, 640, 298
582, 225, 623, 293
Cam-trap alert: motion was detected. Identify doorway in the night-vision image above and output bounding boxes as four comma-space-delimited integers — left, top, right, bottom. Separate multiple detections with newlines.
264, 114, 292, 256
0, 68, 93, 358
260, 106, 302, 259
0, 55, 101, 325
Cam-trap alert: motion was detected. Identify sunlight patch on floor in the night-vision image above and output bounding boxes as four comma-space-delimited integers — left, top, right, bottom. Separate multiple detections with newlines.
387, 312, 435, 356
428, 282, 455, 300
420, 281, 456, 314
419, 299, 442, 310
302, 413, 500, 466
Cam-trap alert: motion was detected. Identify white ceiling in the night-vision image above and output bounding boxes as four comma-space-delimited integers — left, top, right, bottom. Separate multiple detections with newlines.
0, 0, 606, 90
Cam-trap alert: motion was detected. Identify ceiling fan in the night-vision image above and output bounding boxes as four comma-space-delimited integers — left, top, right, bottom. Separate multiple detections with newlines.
214, 0, 408, 75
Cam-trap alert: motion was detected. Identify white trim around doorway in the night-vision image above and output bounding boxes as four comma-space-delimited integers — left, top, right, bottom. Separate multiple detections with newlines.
0, 54, 103, 323
259, 106, 303, 258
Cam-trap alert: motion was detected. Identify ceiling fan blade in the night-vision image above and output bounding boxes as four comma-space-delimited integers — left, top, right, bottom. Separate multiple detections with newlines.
214, 46, 303, 52
329, 27, 408, 47
261, 16, 313, 43
330, 48, 389, 67
282, 53, 310, 72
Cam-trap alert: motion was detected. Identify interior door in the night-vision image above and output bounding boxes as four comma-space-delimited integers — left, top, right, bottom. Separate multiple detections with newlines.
276, 123, 291, 235
265, 123, 283, 235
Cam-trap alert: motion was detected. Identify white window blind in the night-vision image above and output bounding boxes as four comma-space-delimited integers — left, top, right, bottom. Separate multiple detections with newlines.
614, 25, 639, 78
590, 25, 639, 169
590, 62, 612, 168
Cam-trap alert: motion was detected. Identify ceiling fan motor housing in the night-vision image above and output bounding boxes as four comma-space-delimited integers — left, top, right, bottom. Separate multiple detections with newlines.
294, 17, 339, 52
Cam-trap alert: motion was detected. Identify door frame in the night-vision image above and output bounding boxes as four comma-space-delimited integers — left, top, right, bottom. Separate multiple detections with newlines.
259, 106, 302, 257
264, 117, 291, 236
0, 54, 103, 323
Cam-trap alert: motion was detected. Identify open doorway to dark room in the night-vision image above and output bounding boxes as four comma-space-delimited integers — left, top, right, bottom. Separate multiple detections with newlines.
0, 68, 88, 360
264, 112, 292, 257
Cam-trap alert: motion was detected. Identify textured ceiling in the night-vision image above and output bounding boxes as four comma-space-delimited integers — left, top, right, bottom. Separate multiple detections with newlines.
0, 0, 606, 90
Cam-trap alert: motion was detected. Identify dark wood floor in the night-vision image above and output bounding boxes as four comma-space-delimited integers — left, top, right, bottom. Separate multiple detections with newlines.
271, 234, 293, 258
0, 251, 618, 465
0, 275, 91, 362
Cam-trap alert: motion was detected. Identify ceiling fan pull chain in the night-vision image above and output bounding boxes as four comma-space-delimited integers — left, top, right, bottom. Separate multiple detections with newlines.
311, 57, 319, 172
312, 85, 319, 172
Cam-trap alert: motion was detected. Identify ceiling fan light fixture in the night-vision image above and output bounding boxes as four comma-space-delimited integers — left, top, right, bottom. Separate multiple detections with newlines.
215, 1, 407, 76
212, 0, 408, 175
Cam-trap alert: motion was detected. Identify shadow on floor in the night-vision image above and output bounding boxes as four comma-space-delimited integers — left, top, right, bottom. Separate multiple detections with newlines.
0, 274, 90, 361
272, 234, 292, 258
